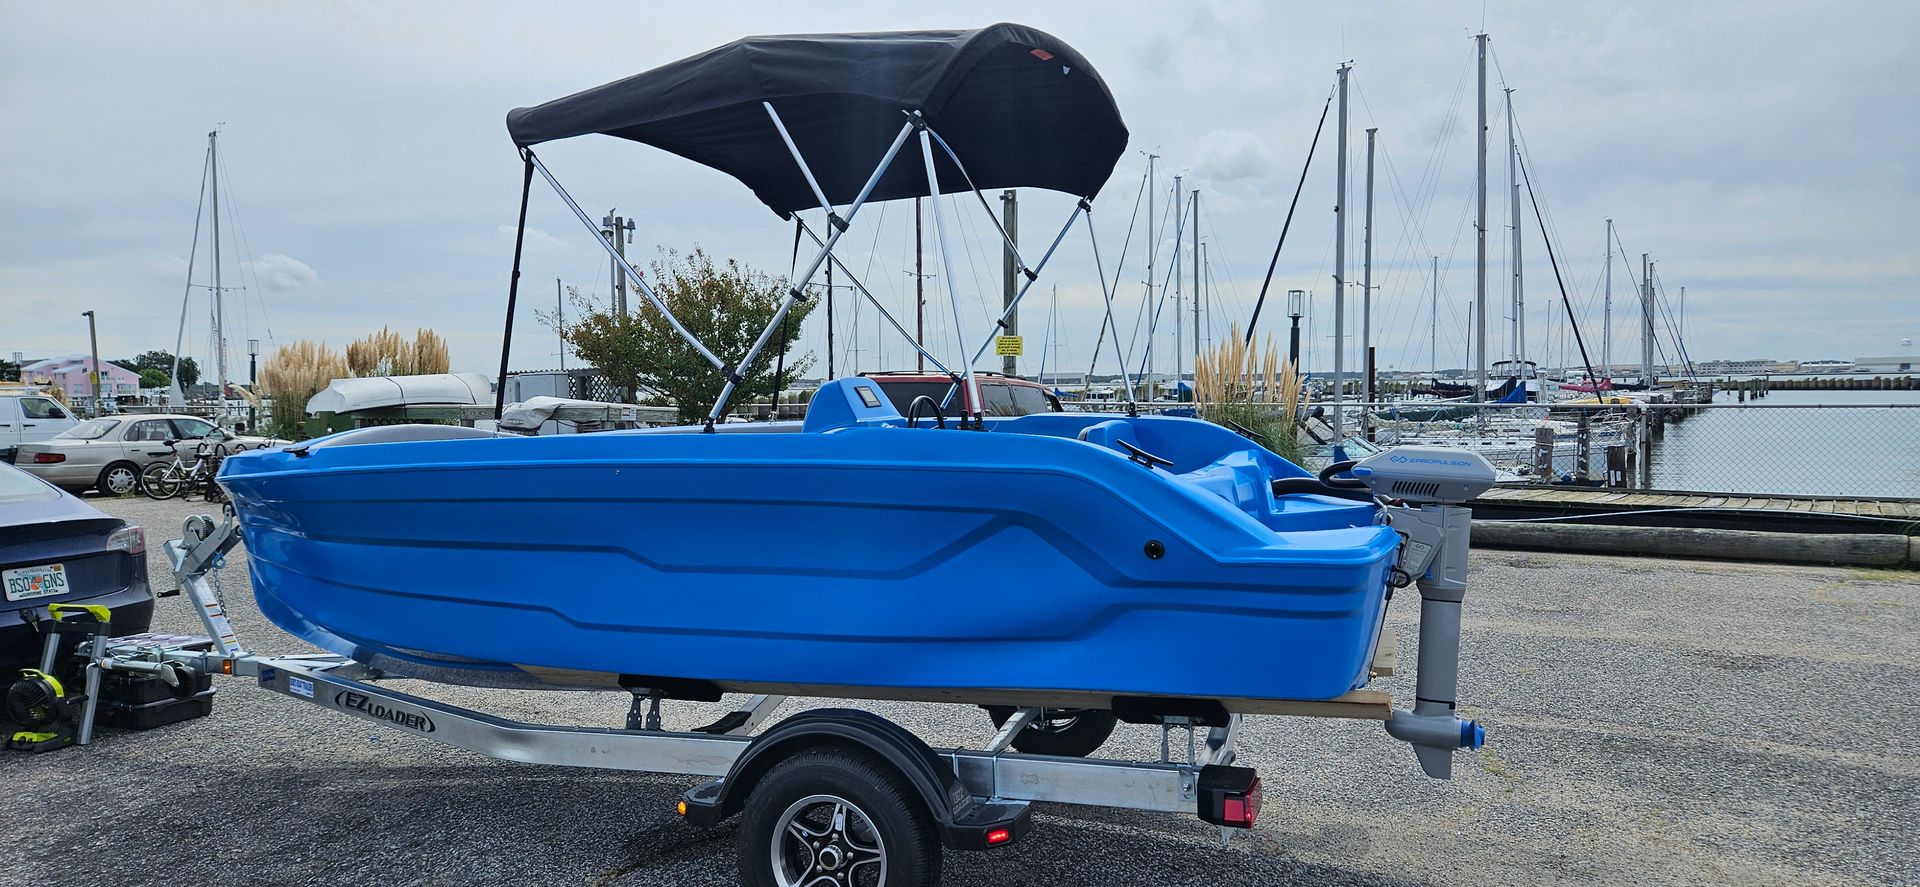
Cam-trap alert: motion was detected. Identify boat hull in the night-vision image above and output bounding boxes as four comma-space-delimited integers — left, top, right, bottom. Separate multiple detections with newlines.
220, 414, 1399, 704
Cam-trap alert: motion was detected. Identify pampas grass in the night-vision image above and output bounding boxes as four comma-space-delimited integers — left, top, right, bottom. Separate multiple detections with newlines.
259, 340, 346, 439
1194, 322, 1303, 463
344, 327, 450, 377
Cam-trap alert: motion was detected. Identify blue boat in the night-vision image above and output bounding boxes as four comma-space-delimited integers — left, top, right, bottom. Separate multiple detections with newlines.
217, 26, 1497, 740
221, 380, 1401, 709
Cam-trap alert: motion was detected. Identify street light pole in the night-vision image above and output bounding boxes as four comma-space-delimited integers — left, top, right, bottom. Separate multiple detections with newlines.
81, 310, 102, 417
1286, 289, 1305, 369
247, 338, 260, 431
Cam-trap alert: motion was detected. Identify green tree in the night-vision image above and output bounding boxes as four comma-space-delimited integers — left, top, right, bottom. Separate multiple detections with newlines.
554, 248, 814, 423
137, 368, 170, 390
118, 351, 199, 389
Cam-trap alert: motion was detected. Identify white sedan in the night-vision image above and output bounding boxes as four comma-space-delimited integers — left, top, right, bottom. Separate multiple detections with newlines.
13, 414, 288, 496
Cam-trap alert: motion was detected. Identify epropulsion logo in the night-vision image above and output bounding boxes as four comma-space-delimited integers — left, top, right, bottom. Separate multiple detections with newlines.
333, 690, 436, 733
1388, 454, 1471, 467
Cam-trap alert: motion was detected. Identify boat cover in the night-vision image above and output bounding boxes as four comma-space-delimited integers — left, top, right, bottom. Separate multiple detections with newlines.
505, 23, 1129, 215
304, 373, 495, 414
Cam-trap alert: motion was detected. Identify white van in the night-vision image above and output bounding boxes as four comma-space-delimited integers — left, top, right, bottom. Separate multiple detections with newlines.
0, 393, 80, 462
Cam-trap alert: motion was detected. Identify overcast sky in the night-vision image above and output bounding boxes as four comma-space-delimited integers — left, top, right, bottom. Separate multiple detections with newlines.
4, 1, 1916, 385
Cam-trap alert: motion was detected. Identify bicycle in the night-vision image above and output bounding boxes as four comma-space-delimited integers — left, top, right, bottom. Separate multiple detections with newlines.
140, 433, 228, 501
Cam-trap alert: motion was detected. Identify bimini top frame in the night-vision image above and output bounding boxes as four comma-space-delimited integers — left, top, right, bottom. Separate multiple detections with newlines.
492, 24, 1139, 426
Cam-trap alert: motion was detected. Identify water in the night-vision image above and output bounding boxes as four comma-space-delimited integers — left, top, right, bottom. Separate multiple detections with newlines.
1648, 389, 1920, 498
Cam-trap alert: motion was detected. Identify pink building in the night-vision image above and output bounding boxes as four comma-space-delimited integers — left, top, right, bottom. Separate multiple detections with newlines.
21, 355, 140, 407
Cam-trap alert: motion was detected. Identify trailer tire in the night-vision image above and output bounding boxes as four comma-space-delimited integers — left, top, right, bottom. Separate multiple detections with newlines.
737, 745, 940, 887
984, 707, 1118, 758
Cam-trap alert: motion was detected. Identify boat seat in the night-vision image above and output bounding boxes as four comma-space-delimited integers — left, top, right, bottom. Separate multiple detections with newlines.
1177, 450, 1271, 518
1075, 419, 1141, 457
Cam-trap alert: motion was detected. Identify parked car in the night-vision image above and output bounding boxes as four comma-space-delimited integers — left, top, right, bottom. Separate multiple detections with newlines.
860, 371, 1063, 418
0, 462, 150, 670
0, 392, 81, 463
13, 413, 289, 496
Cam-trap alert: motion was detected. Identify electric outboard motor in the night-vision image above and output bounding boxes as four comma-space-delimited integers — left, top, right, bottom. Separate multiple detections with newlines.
1350, 447, 1497, 779
1350, 447, 1499, 505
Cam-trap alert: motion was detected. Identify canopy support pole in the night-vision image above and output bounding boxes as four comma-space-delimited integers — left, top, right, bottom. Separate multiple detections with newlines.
1085, 202, 1140, 417
706, 119, 918, 427
763, 103, 841, 227
495, 150, 535, 420
917, 122, 984, 428
528, 152, 727, 372
795, 219, 956, 378
927, 129, 1032, 275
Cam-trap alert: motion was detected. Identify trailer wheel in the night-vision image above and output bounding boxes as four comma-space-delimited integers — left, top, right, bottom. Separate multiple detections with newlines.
737, 746, 940, 887
984, 707, 1118, 758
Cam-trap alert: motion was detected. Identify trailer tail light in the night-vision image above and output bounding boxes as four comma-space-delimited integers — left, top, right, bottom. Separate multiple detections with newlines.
32, 452, 64, 464
985, 828, 1012, 846
1196, 765, 1262, 829
1222, 780, 1262, 827
107, 525, 145, 555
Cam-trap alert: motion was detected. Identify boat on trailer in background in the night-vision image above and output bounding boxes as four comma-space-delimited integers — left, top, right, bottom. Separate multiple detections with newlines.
197, 23, 1499, 884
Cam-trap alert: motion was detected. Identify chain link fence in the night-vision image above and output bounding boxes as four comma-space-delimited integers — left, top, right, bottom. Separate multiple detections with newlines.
1061, 399, 1920, 499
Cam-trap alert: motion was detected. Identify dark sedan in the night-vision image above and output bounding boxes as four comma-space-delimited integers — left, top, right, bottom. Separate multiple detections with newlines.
0, 462, 151, 670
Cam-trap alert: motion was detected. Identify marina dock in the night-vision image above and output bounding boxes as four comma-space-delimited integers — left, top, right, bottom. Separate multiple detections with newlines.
1469, 485, 1920, 534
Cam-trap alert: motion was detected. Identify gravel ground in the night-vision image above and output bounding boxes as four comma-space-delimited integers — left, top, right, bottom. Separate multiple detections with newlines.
3, 493, 1916, 886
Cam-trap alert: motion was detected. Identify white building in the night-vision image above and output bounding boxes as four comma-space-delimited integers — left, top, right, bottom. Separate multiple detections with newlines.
1853, 356, 1915, 374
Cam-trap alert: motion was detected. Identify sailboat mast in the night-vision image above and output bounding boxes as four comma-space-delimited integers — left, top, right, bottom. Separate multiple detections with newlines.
1680, 285, 1687, 356
1192, 188, 1201, 362
1641, 253, 1654, 385
1332, 62, 1350, 441
1039, 283, 1057, 381
209, 129, 229, 414
1507, 89, 1524, 370
170, 139, 212, 406
1474, 33, 1488, 402
1363, 126, 1376, 406
1173, 173, 1183, 395
1431, 255, 1439, 382
1603, 218, 1612, 382
1145, 153, 1156, 398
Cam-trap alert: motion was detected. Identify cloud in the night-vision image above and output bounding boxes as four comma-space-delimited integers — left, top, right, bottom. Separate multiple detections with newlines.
498, 224, 572, 254
245, 254, 319, 292
1194, 130, 1277, 183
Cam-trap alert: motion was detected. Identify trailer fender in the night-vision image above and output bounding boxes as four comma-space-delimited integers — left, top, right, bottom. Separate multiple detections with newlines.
679, 708, 1031, 851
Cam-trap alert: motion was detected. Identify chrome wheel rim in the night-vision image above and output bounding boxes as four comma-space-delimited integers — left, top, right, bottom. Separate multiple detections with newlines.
770, 793, 885, 887
103, 466, 136, 495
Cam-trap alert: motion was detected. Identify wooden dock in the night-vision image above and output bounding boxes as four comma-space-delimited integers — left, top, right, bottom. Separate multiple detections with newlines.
1470, 485, 1920, 533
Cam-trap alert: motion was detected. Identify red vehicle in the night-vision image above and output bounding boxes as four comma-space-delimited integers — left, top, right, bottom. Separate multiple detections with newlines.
860, 371, 1063, 418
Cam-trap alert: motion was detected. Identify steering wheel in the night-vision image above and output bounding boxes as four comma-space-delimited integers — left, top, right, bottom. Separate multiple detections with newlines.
905, 395, 947, 429
1318, 459, 1369, 490
1117, 439, 1174, 470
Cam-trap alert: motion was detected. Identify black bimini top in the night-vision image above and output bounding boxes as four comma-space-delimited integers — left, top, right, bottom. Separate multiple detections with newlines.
506, 23, 1129, 217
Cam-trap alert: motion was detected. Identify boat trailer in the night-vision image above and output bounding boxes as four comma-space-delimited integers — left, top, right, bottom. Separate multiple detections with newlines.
32, 447, 1493, 885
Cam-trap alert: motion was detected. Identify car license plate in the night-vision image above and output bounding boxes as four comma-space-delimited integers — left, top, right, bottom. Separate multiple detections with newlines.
3, 563, 69, 602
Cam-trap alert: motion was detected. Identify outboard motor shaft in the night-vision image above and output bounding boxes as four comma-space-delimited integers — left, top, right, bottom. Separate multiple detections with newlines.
1351, 447, 1497, 779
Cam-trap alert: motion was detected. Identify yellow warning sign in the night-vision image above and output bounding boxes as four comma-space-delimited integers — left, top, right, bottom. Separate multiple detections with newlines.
995, 336, 1023, 356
